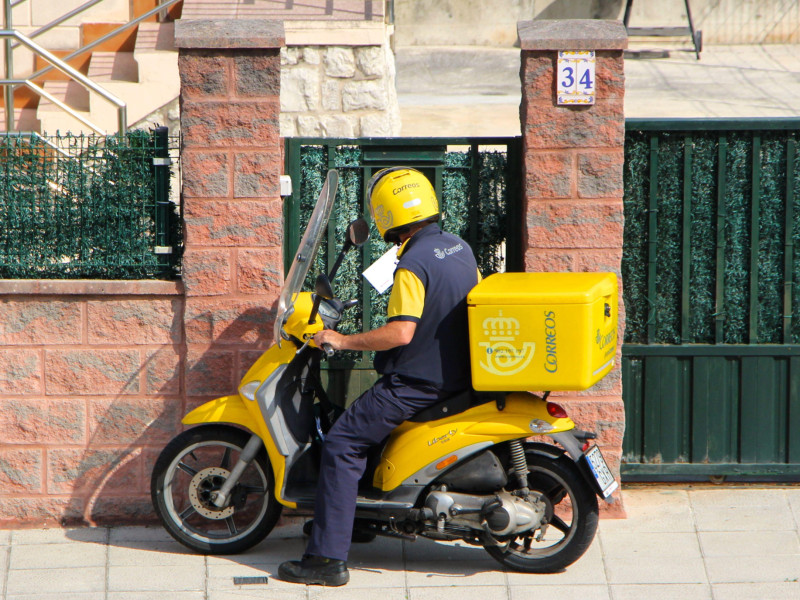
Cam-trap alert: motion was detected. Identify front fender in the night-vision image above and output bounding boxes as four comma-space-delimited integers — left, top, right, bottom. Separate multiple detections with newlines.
181, 394, 296, 509
183, 395, 261, 435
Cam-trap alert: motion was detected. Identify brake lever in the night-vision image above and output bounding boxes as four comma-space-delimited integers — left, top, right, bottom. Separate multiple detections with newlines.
342, 299, 359, 310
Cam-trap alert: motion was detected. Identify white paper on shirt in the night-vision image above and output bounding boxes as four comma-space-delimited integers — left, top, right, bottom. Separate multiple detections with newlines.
363, 245, 399, 294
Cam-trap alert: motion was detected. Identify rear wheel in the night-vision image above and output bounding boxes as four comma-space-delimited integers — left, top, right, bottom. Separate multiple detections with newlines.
151, 425, 282, 554
484, 449, 598, 573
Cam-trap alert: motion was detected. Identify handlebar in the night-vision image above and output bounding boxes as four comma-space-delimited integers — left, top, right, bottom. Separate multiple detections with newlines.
321, 343, 335, 357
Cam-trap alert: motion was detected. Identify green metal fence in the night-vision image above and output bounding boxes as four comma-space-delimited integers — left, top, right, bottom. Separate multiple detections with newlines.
0, 128, 180, 279
284, 137, 522, 402
622, 118, 800, 479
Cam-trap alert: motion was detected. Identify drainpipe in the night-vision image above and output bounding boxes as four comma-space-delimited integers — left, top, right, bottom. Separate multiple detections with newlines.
3, 0, 13, 131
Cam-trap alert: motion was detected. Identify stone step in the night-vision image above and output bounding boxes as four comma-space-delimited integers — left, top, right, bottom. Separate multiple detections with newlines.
0, 107, 41, 132
37, 108, 100, 136
80, 22, 138, 53
38, 80, 90, 113
135, 22, 177, 52
88, 52, 139, 83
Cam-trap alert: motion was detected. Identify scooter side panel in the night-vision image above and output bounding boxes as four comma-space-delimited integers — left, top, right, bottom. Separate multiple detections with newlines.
374, 392, 574, 491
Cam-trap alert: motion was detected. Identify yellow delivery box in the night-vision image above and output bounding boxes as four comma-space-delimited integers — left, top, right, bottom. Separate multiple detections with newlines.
467, 272, 618, 391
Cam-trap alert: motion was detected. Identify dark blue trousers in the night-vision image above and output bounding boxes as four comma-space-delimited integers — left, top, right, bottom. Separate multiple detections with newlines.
305, 374, 445, 561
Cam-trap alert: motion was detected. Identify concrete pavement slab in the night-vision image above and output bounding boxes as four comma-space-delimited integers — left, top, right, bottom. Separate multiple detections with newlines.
11, 528, 106, 545
108, 525, 173, 544
711, 582, 800, 600
691, 504, 795, 532
704, 555, 800, 583
604, 556, 709, 585
407, 586, 509, 600
698, 530, 800, 556
107, 564, 207, 593
108, 540, 203, 566
333, 561, 406, 589
402, 537, 489, 562
0, 545, 7, 596
609, 583, 713, 600
208, 590, 306, 600
395, 44, 800, 137
787, 489, 800, 527
599, 531, 702, 559
310, 587, 408, 600
0, 532, 9, 546
504, 541, 606, 586
6, 595, 104, 600
9, 542, 106, 570
404, 559, 507, 587
599, 488, 695, 533
6, 566, 106, 596
510, 584, 611, 600
108, 594, 205, 600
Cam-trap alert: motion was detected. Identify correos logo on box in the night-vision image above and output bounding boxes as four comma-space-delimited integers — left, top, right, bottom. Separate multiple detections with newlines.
478, 311, 535, 376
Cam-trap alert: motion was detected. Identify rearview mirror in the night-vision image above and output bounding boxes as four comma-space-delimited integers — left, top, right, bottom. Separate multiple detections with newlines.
347, 218, 370, 248
314, 273, 334, 300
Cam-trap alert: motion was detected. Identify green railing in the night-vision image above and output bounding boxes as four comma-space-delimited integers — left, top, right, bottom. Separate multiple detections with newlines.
284, 137, 522, 401
0, 128, 180, 279
621, 118, 800, 479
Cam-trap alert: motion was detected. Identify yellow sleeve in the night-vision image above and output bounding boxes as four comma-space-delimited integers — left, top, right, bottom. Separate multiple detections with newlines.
387, 268, 425, 322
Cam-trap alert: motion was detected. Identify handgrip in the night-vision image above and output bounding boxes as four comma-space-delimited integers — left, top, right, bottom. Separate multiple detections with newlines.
322, 343, 335, 357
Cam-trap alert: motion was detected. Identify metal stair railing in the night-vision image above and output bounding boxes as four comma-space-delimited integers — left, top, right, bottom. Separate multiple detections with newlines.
2, 0, 180, 134
1, 29, 126, 134
21, 0, 182, 84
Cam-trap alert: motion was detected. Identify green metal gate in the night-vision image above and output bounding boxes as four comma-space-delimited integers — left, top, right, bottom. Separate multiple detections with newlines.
284, 137, 522, 403
622, 118, 800, 479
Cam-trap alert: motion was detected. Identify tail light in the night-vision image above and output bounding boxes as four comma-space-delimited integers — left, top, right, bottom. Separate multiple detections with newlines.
546, 402, 568, 418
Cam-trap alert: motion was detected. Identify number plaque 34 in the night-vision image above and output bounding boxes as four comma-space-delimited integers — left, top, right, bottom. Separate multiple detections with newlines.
557, 51, 595, 105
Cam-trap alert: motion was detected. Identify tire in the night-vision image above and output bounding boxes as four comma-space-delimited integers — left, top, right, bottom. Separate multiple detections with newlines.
484, 448, 598, 573
151, 425, 282, 555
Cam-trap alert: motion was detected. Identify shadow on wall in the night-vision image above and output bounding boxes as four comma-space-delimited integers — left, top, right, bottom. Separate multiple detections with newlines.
64, 302, 278, 527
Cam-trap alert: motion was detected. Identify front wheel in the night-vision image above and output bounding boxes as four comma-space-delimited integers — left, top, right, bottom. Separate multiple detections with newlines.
151, 425, 282, 554
484, 448, 598, 573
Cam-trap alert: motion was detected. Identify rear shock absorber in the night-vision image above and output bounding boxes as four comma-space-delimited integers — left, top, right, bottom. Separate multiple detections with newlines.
509, 439, 529, 492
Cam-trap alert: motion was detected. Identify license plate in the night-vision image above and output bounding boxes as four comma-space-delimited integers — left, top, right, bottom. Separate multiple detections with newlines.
584, 446, 618, 498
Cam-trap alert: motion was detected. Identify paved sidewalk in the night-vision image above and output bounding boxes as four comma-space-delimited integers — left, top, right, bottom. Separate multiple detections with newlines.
396, 44, 800, 137
1, 486, 799, 599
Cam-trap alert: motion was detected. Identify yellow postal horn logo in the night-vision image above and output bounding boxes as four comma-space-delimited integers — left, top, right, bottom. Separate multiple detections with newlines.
478, 311, 535, 376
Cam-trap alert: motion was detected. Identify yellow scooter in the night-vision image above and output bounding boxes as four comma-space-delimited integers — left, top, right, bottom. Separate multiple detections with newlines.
151, 170, 618, 573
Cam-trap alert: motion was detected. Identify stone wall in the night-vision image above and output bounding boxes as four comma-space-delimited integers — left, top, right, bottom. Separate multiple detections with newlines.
0, 281, 183, 526
519, 19, 627, 516
1, 17, 630, 527
279, 39, 400, 138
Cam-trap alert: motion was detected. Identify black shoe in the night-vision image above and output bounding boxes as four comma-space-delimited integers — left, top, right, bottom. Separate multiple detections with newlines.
302, 519, 377, 544
278, 554, 349, 586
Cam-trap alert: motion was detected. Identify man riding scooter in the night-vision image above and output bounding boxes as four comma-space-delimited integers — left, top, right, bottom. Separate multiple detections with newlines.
278, 167, 481, 586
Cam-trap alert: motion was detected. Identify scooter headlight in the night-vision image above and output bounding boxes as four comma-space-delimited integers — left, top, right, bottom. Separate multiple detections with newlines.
240, 380, 261, 402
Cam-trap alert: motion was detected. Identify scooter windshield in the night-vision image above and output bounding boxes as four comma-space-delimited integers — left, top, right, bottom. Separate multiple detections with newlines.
273, 170, 338, 345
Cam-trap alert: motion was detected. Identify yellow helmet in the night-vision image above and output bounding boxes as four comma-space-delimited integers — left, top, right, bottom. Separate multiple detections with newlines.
367, 167, 440, 243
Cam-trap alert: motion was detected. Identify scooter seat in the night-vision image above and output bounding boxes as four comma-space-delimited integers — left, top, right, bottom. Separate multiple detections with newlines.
407, 390, 496, 423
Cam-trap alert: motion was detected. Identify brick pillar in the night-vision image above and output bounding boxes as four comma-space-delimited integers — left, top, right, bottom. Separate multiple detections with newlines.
518, 20, 627, 515
175, 20, 285, 407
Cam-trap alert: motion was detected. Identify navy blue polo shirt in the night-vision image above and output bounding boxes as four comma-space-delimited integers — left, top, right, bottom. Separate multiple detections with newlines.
373, 224, 479, 392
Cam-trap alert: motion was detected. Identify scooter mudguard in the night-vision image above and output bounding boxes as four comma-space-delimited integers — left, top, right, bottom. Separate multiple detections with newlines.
182, 395, 263, 433
181, 394, 297, 509
375, 392, 574, 491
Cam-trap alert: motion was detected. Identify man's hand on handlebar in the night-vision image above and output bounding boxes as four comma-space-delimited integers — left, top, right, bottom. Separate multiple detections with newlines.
313, 329, 347, 352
